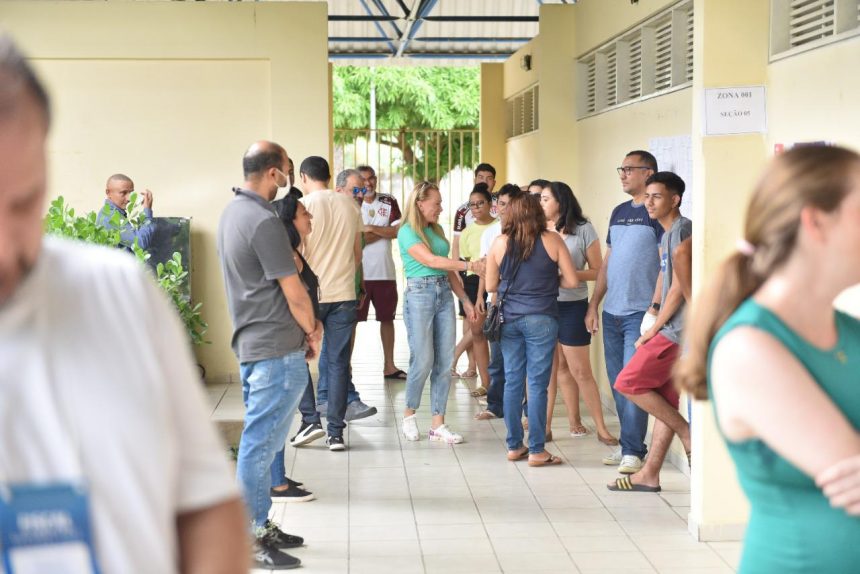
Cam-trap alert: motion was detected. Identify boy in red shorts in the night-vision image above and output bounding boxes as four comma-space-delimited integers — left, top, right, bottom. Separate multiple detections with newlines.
609, 172, 692, 493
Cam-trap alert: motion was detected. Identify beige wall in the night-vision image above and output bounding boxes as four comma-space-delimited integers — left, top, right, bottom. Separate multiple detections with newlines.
496, 0, 860, 541
1, 1, 330, 382
480, 63, 507, 184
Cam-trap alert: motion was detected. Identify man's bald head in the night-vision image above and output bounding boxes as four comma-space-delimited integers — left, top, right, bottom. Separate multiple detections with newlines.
105, 174, 135, 210
243, 141, 288, 180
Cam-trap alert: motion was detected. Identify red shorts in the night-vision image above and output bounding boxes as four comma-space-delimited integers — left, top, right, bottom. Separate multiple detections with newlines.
614, 333, 681, 408
357, 280, 398, 322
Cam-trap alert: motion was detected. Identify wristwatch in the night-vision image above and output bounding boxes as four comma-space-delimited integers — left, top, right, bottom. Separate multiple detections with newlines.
650, 302, 661, 312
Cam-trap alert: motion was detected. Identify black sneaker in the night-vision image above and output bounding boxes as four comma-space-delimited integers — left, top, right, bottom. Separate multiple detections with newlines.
326, 435, 346, 451
270, 484, 315, 502
254, 534, 301, 570
290, 421, 326, 447
284, 476, 304, 489
263, 520, 304, 549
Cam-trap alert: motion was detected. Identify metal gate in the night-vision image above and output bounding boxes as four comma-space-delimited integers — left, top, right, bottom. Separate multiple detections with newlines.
333, 128, 480, 234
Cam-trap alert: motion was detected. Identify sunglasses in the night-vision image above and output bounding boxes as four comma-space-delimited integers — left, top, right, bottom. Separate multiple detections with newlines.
353, 187, 367, 197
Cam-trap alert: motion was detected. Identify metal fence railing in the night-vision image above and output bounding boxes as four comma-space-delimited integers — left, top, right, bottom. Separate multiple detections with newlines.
333, 128, 480, 235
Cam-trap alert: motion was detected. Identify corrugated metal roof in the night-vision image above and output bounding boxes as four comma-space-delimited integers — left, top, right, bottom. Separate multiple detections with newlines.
324, 0, 571, 65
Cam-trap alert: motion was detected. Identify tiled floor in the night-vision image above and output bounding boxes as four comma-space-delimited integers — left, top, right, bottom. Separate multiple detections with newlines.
208, 320, 740, 574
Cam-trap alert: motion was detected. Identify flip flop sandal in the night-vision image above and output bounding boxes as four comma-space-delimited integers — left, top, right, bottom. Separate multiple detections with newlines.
598, 434, 619, 446
570, 425, 589, 437
461, 370, 478, 378
474, 410, 498, 421
528, 453, 563, 467
450, 368, 461, 378
384, 369, 408, 380
507, 447, 529, 461
607, 476, 661, 492
470, 386, 488, 397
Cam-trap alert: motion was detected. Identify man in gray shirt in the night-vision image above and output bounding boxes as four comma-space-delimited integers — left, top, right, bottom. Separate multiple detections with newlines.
608, 171, 692, 494
217, 140, 321, 569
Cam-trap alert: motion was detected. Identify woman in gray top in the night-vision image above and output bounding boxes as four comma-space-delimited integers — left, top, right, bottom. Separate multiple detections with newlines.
540, 181, 618, 446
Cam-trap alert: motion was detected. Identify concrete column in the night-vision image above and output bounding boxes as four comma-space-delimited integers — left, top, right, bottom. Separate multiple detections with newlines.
480, 63, 507, 184
688, 0, 769, 541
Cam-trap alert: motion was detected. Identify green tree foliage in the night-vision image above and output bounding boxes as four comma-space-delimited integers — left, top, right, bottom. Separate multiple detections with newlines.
333, 66, 480, 182
44, 195, 208, 346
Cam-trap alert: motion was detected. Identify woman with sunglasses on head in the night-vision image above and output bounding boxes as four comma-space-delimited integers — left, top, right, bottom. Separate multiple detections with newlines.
451, 182, 495, 395
486, 194, 579, 465
678, 146, 860, 573
539, 181, 618, 446
398, 181, 480, 444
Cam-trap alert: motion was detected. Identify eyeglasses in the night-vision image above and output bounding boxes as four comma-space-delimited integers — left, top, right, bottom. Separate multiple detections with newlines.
616, 166, 651, 176
468, 200, 487, 209
353, 187, 367, 197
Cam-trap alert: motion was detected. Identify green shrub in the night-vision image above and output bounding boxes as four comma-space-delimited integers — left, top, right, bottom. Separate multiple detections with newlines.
44, 194, 209, 345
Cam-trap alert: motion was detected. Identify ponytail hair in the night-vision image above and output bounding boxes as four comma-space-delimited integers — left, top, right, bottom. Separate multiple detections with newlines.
675, 145, 860, 399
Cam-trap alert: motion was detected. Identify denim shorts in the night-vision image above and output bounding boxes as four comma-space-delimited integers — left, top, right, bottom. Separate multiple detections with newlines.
557, 299, 591, 347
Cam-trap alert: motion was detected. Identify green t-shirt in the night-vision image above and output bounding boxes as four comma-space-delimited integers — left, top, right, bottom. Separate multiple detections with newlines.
398, 223, 449, 278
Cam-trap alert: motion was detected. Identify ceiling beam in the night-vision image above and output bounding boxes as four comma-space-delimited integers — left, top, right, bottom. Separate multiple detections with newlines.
394, 0, 425, 58
422, 16, 539, 22
357, 0, 398, 54
328, 15, 400, 22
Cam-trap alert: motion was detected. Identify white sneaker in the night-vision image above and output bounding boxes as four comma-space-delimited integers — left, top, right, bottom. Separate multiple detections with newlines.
602, 447, 622, 466
429, 424, 464, 444
618, 454, 644, 474
402, 414, 420, 441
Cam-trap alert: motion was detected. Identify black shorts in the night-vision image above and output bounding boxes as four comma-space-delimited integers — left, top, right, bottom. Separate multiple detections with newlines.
557, 299, 591, 347
458, 274, 486, 316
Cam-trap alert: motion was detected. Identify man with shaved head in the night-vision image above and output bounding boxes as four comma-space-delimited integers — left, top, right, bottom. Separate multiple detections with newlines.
96, 172, 156, 251
0, 34, 247, 573
218, 139, 321, 569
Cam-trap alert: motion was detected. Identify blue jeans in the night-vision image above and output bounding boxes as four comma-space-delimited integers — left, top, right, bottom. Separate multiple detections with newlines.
500, 314, 559, 453
403, 276, 456, 415
486, 339, 505, 417
299, 366, 320, 426
316, 300, 357, 438
603, 310, 649, 459
316, 370, 360, 405
237, 351, 307, 530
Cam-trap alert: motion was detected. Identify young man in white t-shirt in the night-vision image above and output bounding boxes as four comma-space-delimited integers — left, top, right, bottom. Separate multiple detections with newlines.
357, 164, 407, 380
0, 35, 246, 573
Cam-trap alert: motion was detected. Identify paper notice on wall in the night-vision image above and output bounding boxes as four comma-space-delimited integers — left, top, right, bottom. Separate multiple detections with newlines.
649, 135, 693, 221
704, 86, 767, 136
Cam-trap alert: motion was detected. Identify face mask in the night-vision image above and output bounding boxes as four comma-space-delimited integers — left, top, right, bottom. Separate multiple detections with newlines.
275, 168, 290, 189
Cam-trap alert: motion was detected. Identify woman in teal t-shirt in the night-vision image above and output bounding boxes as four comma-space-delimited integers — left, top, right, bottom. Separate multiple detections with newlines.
397, 181, 478, 445
677, 146, 860, 573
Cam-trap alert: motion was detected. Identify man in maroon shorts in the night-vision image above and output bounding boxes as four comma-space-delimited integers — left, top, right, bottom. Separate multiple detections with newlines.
357, 165, 407, 379
608, 171, 692, 493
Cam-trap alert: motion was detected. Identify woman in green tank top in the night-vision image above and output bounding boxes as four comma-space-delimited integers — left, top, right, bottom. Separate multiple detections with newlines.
676, 146, 860, 574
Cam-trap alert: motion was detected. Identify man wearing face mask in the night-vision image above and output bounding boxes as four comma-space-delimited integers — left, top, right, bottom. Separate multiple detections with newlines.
218, 141, 321, 569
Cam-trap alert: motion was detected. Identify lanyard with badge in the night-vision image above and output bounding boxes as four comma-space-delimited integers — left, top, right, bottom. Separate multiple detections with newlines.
0, 279, 102, 574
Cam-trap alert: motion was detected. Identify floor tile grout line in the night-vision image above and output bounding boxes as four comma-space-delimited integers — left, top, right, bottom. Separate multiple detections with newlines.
386, 377, 429, 574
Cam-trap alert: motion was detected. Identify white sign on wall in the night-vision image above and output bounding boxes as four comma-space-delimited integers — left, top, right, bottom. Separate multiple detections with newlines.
704, 86, 767, 136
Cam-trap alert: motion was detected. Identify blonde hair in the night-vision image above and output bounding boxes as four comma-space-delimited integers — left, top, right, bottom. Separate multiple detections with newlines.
675, 145, 860, 399
402, 181, 448, 250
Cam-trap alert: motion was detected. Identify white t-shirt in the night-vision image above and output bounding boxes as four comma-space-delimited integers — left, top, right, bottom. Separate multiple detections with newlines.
480, 219, 503, 258
0, 238, 237, 574
361, 193, 402, 281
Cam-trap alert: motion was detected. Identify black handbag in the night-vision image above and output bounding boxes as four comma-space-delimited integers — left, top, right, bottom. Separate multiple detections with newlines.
482, 255, 523, 342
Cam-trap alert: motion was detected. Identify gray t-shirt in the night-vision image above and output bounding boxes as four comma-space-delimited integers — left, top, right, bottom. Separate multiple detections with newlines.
659, 216, 693, 344
558, 221, 599, 302
217, 189, 305, 362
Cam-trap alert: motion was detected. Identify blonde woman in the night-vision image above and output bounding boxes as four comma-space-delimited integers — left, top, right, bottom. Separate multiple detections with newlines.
398, 181, 478, 444
678, 146, 860, 572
